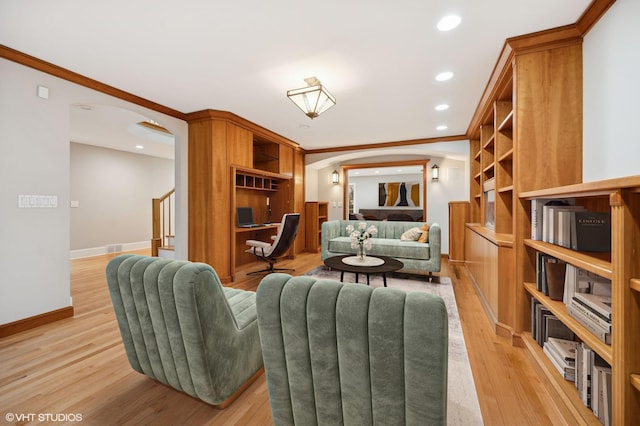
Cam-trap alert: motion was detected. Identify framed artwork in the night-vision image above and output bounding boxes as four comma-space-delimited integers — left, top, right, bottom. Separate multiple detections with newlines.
378, 182, 420, 207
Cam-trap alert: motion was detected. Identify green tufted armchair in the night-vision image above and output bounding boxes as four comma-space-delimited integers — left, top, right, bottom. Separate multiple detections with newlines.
256, 274, 448, 425
106, 254, 264, 408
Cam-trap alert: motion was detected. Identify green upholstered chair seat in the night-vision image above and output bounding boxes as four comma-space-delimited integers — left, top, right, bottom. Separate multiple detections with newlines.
106, 254, 263, 407
256, 274, 448, 425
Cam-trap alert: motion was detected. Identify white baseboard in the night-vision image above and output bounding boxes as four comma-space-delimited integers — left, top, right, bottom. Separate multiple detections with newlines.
70, 241, 151, 259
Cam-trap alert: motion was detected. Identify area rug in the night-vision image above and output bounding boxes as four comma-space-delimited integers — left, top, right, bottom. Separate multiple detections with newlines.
304, 266, 484, 425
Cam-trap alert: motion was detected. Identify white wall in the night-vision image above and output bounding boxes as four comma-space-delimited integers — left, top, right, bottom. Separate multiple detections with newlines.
70, 143, 174, 254
0, 58, 188, 325
583, 0, 640, 181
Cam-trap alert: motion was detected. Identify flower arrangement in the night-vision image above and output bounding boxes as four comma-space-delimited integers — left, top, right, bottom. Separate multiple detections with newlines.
346, 222, 378, 259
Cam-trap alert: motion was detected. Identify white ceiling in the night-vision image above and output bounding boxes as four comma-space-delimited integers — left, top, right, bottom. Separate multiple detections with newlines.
1, 0, 592, 152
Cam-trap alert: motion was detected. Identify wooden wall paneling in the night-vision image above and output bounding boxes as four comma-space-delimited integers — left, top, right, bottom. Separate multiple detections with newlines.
294, 149, 306, 254
465, 227, 499, 327
448, 201, 469, 262
227, 123, 253, 168
514, 42, 583, 194
279, 144, 294, 176
188, 119, 232, 281
513, 41, 583, 334
497, 245, 515, 340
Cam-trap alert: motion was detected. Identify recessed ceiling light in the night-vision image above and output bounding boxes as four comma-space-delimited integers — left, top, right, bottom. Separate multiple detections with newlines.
435, 104, 449, 111
435, 71, 454, 82
135, 145, 144, 149
437, 14, 461, 31
374, 170, 380, 174
397, 169, 403, 173
436, 125, 448, 131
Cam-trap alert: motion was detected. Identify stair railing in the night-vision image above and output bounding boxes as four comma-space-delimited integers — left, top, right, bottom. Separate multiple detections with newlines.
151, 188, 175, 256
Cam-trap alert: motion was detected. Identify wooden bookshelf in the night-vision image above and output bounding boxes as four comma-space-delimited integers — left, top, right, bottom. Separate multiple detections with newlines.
520, 176, 640, 425
305, 201, 328, 253
466, 37, 583, 338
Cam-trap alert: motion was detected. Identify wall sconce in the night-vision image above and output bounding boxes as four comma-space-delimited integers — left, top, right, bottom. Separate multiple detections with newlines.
431, 164, 440, 182
331, 170, 340, 185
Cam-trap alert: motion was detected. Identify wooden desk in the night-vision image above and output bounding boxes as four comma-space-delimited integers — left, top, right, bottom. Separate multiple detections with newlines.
234, 224, 279, 268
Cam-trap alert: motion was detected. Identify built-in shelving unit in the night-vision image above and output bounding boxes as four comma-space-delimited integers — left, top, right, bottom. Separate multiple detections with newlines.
519, 176, 640, 425
466, 34, 583, 345
305, 201, 328, 253
187, 109, 304, 282
235, 167, 282, 192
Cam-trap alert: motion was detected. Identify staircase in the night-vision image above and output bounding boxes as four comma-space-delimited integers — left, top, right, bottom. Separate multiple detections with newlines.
151, 188, 175, 259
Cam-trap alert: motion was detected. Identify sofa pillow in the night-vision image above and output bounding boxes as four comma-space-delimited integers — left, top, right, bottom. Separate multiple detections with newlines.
418, 223, 430, 243
401, 227, 422, 241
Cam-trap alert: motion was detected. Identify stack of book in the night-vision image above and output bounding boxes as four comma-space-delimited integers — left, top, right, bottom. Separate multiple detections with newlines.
575, 343, 612, 425
530, 198, 611, 252
563, 265, 612, 345
531, 298, 575, 347
543, 337, 578, 381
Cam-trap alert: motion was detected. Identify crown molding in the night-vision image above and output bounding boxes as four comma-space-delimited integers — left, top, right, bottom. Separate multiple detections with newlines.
0, 44, 187, 121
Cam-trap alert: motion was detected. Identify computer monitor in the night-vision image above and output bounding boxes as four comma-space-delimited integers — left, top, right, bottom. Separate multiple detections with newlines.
236, 207, 255, 227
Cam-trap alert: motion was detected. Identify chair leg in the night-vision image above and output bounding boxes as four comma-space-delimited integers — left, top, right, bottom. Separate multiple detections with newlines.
246, 261, 295, 276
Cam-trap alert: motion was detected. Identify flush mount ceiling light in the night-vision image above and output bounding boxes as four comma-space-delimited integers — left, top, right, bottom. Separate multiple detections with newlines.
435, 103, 449, 111
287, 76, 336, 119
436, 125, 448, 131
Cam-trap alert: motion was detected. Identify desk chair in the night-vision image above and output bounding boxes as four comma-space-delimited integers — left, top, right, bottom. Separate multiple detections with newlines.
245, 213, 300, 275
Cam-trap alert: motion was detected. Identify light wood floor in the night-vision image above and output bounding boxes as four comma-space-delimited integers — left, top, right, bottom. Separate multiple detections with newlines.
0, 251, 571, 425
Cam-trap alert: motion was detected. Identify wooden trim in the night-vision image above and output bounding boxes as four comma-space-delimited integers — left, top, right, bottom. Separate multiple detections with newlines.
466, 24, 584, 139
341, 159, 429, 221
185, 109, 300, 150
466, 43, 515, 138
305, 134, 467, 155
576, 0, 617, 35
506, 24, 583, 54
0, 306, 74, 338
465, 223, 514, 247
0, 44, 187, 121
212, 367, 264, 409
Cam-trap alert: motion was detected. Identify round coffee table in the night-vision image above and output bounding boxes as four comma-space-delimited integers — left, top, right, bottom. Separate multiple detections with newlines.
323, 255, 404, 287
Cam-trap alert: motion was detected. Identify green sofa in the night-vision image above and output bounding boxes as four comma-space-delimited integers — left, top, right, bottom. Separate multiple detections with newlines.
256, 274, 448, 425
106, 254, 263, 407
321, 220, 441, 277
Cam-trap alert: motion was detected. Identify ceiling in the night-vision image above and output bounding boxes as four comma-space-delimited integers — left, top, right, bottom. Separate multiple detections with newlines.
1, 0, 592, 153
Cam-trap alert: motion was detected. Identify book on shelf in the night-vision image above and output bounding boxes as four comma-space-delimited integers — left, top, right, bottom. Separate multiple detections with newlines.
532, 198, 569, 240
573, 292, 612, 321
536, 253, 565, 296
563, 264, 610, 307
592, 364, 612, 424
546, 337, 578, 365
569, 298, 611, 333
575, 342, 611, 415
531, 298, 575, 347
603, 367, 612, 426
542, 203, 584, 245
570, 210, 611, 252
543, 343, 575, 381
567, 302, 612, 344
